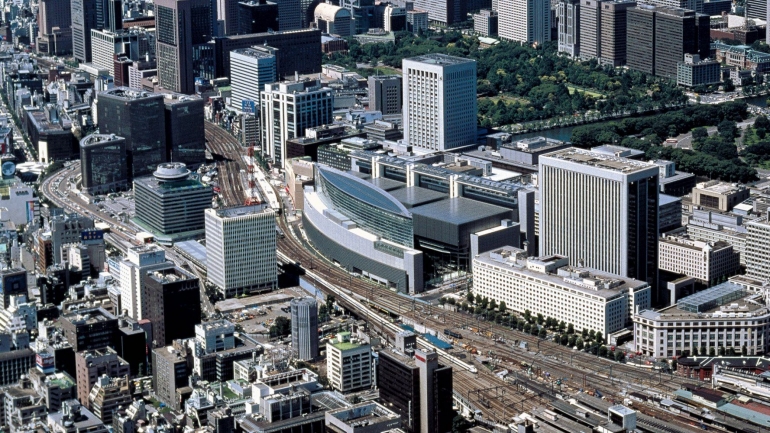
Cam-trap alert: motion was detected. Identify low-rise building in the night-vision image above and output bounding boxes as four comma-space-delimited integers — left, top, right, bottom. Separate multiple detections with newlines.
712, 42, 770, 72
658, 234, 740, 285
326, 333, 372, 393
653, 160, 696, 197
692, 181, 750, 212
473, 246, 651, 337
685, 209, 748, 265
87, 375, 132, 425
325, 402, 401, 433
677, 54, 721, 87
634, 281, 770, 358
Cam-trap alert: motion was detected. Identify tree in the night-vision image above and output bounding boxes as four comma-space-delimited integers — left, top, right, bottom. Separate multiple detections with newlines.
692, 126, 708, 141
568, 335, 577, 347
756, 115, 770, 131
452, 415, 472, 433
481, 297, 489, 309
536, 313, 544, 325
576, 339, 584, 350
474, 306, 483, 315
466, 292, 474, 303
461, 302, 469, 312
438, 298, 446, 305
530, 325, 540, 336
538, 328, 547, 338
560, 334, 569, 345
599, 346, 608, 357
595, 331, 603, 343
719, 346, 726, 356
581, 329, 588, 339
319, 304, 329, 323
498, 301, 507, 314
517, 321, 525, 331
475, 294, 483, 305
709, 347, 716, 356
614, 351, 625, 362
567, 323, 575, 334
524, 310, 532, 323
742, 344, 748, 356
326, 295, 336, 314
524, 323, 532, 333
589, 330, 596, 341
270, 316, 291, 338
717, 120, 738, 141
489, 299, 498, 311
723, 78, 735, 92
558, 321, 566, 333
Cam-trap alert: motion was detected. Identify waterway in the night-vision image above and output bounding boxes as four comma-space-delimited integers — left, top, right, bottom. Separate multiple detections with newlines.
505, 125, 578, 142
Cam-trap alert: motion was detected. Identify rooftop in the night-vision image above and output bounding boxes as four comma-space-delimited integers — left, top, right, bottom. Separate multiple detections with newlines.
659, 234, 731, 252
542, 148, 658, 175
62, 307, 116, 325
100, 86, 162, 100
388, 186, 446, 208
80, 133, 124, 147
695, 180, 746, 195
212, 204, 271, 218
638, 282, 768, 321
404, 53, 476, 66
410, 197, 511, 225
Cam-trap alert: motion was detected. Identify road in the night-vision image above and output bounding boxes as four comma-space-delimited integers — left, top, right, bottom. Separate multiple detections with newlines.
671, 118, 757, 150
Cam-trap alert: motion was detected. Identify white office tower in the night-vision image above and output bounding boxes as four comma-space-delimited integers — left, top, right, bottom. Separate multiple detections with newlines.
539, 148, 659, 298
557, 0, 580, 57
118, 245, 173, 320
196, 319, 236, 353
746, 212, 770, 282
204, 205, 277, 298
260, 78, 333, 168
499, 0, 552, 44
402, 54, 477, 152
290, 297, 319, 361
229, 47, 277, 112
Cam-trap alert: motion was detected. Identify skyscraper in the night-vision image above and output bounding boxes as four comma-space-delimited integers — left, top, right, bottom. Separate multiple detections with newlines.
626, 6, 710, 78
260, 78, 333, 168
557, 0, 580, 57
161, 92, 207, 167
156, 0, 212, 94
415, 349, 453, 433
37, 0, 73, 55
368, 75, 402, 115
229, 47, 277, 112
290, 298, 319, 361
275, 0, 303, 30
204, 205, 277, 298
72, 0, 119, 62
539, 148, 659, 299
402, 54, 477, 152
579, 0, 636, 65
217, 0, 240, 35
498, 0, 551, 44
143, 267, 201, 347
238, 0, 280, 33
79, 133, 129, 195
97, 87, 167, 179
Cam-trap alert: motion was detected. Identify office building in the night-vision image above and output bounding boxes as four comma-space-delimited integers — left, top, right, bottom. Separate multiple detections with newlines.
367, 75, 402, 115
677, 54, 721, 87
498, 0, 551, 44
152, 346, 189, 409
686, 210, 749, 266
314, 4, 352, 36
260, 79, 333, 168
692, 181, 749, 212
72, 0, 120, 63
377, 348, 452, 433
658, 234, 740, 285
746, 0, 764, 19
37, 0, 72, 55
326, 333, 372, 393
746, 213, 770, 282
116, 245, 174, 320
239, 0, 280, 34
161, 93, 206, 167
204, 205, 277, 298
557, 0, 580, 57
195, 320, 236, 354
290, 298, 319, 361
60, 307, 118, 352
627, 6, 709, 78
134, 163, 212, 241
474, 246, 651, 336
156, 0, 212, 94
539, 148, 659, 297
634, 281, 770, 358
143, 267, 201, 347
212, 29, 321, 79
579, 0, 636, 65
473, 9, 498, 36
0, 350, 34, 386
384, 4, 408, 32
90, 28, 154, 77
659, 193, 682, 233
97, 88, 167, 180
402, 54, 477, 152
87, 375, 132, 425
411, 0, 464, 25
0, 269, 28, 310
229, 47, 277, 112
407, 10, 429, 33
79, 134, 128, 195
74, 348, 130, 408
217, 0, 240, 35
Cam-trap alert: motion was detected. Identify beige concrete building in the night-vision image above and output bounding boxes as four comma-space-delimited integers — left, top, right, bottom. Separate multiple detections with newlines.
692, 181, 749, 212
326, 333, 372, 393
286, 157, 315, 211
658, 234, 740, 285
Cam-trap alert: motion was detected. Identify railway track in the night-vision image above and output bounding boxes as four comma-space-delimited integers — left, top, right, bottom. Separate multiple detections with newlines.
204, 122, 246, 206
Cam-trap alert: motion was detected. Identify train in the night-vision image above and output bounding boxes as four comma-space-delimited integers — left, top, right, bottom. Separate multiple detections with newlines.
444, 329, 462, 339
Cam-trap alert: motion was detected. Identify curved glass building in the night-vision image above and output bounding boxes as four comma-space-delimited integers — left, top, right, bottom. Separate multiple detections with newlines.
316, 165, 414, 247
